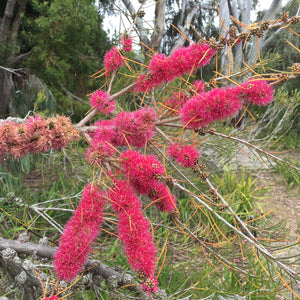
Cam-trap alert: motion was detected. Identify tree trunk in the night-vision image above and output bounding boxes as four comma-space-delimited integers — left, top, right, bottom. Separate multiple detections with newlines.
0, 69, 13, 117
150, 0, 165, 52
0, 0, 29, 117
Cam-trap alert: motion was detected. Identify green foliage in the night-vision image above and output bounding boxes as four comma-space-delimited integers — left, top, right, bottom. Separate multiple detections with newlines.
10, 75, 56, 117
20, 0, 110, 118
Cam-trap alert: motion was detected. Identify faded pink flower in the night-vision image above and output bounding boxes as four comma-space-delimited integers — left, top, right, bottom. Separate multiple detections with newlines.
90, 90, 115, 115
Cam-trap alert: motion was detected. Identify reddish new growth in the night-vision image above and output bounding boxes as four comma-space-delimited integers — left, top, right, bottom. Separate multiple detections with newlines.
90, 90, 115, 115
121, 35, 132, 52
104, 46, 124, 76
180, 87, 242, 129
0, 115, 79, 160
53, 184, 106, 281
167, 143, 200, 168
120, 150, 165, 195
135, 43, 216, 92
108, 180, 158, 292
239, 79, 274, 106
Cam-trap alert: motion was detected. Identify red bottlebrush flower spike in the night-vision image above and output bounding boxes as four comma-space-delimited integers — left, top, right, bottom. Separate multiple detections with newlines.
108, 180, 158, 281
240, 80, 274, 106
120, 150, 165, 195
149, 53, 173, 87
180, 87, 242, 129
112, 107, 157, 148
90, 90, 115, 115
91, 119, 116, 142
150, 181, 177, 212
121, 35, 132, 52
53, 184, 106, 281
167, 143, 200, 168
104, 46, 124, 76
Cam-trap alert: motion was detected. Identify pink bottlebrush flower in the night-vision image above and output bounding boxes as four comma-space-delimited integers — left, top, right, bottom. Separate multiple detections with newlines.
205, 87, 242, 121
134, 73, 154, 93
193, 80, 206, 93
44, 297, 58, 300
143, 275, 159, 294
150, 181, 177, 212
104, 46, 124, 77
108, 180, 157, 279
180, 93, 214, 129
85, 140, 116, 166
149, 53, 173, 87
112, 107, 157, 148
90, 90, 115, 115
189, 43, 216, 68
180, 87, 242, 129
54, 184, 106, 281
91, 119, 116, 142
120, 150, 165, 195
240, 80, 274, 106
170, 43, 216, 77
167, 143, 200, 168
121, 35, 132, 52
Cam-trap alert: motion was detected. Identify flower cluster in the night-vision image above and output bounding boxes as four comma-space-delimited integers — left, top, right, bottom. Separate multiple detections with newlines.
121, 150, 177, 212
167, 143, 200, 168
104, 46, 124, 77
89, 107, 157, 149
135, 43, 216, 92
108, 180, 158, 293
90, 90, 115, 115
121, 35, 132, 52
0, 115, 79, 160
53, 184, 106, 281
